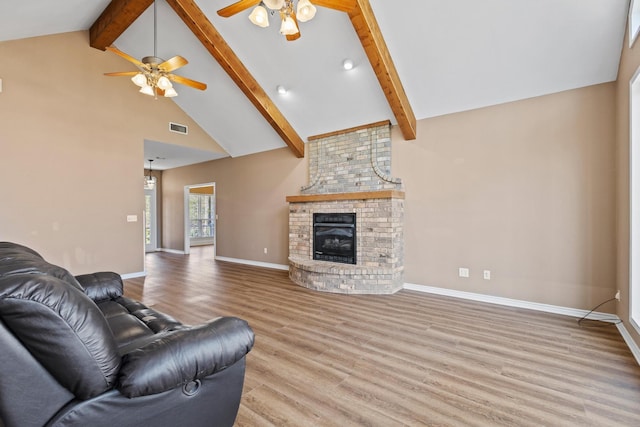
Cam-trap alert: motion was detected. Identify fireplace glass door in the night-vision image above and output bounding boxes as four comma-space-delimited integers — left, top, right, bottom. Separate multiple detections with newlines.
313, 213, 356, 264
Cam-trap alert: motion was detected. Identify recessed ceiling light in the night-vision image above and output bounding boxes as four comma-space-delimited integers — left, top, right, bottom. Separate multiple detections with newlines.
277, 85, 287, 95
342, 59, 354, 70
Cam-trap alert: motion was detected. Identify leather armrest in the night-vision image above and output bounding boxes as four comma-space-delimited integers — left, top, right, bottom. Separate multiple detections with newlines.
117, 317, 255, 398
75, 272, 124, 301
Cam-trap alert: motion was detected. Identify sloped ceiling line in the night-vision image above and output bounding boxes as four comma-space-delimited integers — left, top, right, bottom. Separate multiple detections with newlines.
166, 0, 306, 158
88, 0, 416, 159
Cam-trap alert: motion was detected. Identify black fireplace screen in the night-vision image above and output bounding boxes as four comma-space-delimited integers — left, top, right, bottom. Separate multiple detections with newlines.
313, 213, 356, 264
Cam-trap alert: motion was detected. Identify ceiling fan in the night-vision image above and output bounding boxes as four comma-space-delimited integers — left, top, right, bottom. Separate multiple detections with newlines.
217, 0, 348, 41
104, 1, 206, 98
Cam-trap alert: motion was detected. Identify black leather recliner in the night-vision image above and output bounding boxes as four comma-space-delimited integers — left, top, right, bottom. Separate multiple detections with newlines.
0, 242, 255, 427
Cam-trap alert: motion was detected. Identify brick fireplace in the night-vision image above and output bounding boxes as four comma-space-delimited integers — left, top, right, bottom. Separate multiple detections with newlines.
286, 121, 404, 294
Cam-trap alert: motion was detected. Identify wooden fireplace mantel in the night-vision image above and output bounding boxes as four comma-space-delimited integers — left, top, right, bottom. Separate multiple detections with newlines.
286, 190, 405, 203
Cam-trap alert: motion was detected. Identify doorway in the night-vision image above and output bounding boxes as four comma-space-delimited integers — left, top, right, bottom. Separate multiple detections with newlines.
144, 187, 157, 252
184, 183, 216, 255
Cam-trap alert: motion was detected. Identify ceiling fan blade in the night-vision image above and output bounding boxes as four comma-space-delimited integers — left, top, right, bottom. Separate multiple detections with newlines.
105, 46, 146, 69
284, 11, 301, 42
104, 71, 139, 77
169, 74, 207, 91
286, 31, 301, 41
159, 55, 188, 73
217, 0, 261, 17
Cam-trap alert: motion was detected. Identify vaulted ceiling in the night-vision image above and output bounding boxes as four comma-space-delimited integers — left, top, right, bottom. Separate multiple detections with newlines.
0, 0, 630, 168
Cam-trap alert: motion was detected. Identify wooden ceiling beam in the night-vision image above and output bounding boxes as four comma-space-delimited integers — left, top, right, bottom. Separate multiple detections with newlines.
89, 0, 154, 50
312, 0, 356, 13
166, 0, 305, 158
348, 0, 417, 140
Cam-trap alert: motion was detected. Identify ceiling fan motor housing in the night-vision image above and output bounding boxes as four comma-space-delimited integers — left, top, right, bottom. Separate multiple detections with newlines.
142, 56, 165, 70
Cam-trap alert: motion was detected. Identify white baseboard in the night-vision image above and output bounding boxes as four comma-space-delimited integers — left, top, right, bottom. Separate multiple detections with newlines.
403, 283, 618, 320
404, 283, 640, 365
121, 271, 146, 279
616, 323, 640, 366
215, 256, 289, 271
158, 248, 186, 255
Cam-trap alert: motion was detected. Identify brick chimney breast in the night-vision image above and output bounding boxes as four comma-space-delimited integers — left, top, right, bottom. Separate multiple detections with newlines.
286, 121, 405, 294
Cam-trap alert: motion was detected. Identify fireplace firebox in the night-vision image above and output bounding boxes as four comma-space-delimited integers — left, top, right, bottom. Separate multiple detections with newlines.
313, 213, 356, 264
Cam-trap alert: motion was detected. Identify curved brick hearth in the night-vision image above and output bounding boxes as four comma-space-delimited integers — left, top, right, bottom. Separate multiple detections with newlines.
289, 257, 403, 294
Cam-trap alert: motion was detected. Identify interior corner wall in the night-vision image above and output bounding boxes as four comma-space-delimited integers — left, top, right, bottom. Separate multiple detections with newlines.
0, 31, 220, 275
161, 147, 307, 263
394, 83, 617, 310
616, 26, 640, 347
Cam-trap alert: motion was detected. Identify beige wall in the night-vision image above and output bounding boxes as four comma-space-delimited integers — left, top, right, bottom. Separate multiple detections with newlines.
394, 83, 616, 309
616, 28, 640, 347
162, 147, 307, 262
162, 83, 617, 312
0, 31, 222, 275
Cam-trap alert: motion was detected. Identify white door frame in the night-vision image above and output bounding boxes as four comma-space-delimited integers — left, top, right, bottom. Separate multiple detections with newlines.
184, 182, 216, 255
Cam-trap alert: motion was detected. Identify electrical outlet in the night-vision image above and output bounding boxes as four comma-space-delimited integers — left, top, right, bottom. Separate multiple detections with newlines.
483, 270, 491, 280
615, 290, 620, 301
264, 247, 268, 254
458, 267, 469, 278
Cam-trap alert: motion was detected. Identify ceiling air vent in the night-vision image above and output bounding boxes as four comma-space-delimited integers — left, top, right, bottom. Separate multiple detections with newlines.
169, 122, 188, 135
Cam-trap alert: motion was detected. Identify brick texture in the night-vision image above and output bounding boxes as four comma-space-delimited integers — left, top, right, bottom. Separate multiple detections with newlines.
288, 123, 405, 294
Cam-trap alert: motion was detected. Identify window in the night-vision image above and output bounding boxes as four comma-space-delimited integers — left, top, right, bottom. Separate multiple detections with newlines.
189, 193, 214, 239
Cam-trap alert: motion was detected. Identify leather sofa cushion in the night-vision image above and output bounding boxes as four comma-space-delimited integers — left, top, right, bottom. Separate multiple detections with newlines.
0, 242, 84, 292
97, 297, 183, 349
76, 272, 123, 301
0, 274, 121, 399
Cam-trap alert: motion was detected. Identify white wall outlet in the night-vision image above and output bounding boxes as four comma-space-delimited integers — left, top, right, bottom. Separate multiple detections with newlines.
483, 270, 491, 280
264, 247, 268, 254
458, 267, 469, 278
126, 215, 138, 222
615, 290, 621, 301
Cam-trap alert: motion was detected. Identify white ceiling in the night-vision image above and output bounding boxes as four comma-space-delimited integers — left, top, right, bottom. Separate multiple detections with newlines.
0, 0, 630, 169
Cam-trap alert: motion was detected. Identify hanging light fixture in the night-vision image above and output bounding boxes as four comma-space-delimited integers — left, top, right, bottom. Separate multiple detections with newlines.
247, 0, 317, 38
145, 159, 156, 190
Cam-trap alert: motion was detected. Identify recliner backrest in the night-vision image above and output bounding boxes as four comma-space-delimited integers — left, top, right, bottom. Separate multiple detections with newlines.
0, 241, 84, 291
0, 242, 122, 400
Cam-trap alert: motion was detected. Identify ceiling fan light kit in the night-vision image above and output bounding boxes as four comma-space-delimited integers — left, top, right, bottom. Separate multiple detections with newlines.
248, 4, 269, 27
279, 15, 298, 35
223, 0, 317, 39
263, 0, 285, 9
296, 0, 316, 22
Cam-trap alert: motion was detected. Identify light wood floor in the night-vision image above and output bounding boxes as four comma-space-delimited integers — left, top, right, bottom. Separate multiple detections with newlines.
125, 247, 640, 426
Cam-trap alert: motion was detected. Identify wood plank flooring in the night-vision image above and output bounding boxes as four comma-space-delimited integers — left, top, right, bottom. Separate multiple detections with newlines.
124, 247, 640, 426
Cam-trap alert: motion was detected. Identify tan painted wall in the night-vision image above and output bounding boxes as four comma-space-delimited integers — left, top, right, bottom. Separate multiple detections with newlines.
0, 31, 223, 275
616, 27, 640, 347
394, 83, 616, 309
162, 147, 307, 262
162, 83, 616, 313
